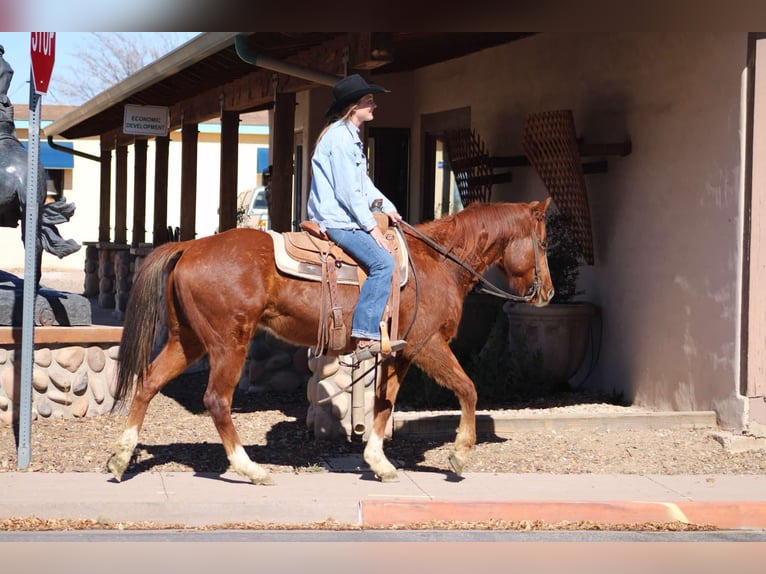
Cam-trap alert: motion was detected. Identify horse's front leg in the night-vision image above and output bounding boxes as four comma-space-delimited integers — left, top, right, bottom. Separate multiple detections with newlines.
364, 359, 407, 482
205, 349, 274, 485
412, 338, 477, 476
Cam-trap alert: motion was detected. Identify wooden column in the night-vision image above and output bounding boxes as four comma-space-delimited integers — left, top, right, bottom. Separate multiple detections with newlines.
271, 91, 296, 232
114, 144, 128, 245
98, 141, 112, 242
219, 110, 239, 233
153, 136, 170, 245
132, 138, 148, 246
180, 123, 198, 241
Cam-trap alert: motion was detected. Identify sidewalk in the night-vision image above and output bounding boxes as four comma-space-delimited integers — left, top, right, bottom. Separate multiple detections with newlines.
3, 469, 766, 530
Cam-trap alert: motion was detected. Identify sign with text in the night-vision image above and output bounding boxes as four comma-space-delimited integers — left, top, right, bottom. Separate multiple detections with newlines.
30, 32, 55, 95
123, 104, 169, 136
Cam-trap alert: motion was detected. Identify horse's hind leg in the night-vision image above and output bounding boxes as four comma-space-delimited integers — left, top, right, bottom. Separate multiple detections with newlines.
107, 335, 200, 480
205, 346, 274, 485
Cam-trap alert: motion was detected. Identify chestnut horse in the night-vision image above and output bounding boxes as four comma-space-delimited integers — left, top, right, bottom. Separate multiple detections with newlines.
108, 199, 554, 484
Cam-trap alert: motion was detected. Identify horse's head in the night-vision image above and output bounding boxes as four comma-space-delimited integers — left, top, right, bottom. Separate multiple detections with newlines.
497, 197, 555, 307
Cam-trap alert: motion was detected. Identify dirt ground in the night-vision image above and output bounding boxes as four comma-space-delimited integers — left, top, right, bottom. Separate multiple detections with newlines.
3, 371, 766, 476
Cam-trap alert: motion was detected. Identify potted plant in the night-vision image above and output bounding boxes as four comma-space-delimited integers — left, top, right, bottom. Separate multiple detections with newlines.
502, 207, 598, 388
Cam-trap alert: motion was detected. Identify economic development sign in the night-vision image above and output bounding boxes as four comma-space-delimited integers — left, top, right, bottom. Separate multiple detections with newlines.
123, 104, 169, 136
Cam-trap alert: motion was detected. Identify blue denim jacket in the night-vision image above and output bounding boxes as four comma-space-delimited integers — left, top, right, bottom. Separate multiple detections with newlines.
307, 119, 396, 232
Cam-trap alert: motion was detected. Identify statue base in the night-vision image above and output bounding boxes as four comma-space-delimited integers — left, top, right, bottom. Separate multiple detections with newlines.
0, 270, 92, 326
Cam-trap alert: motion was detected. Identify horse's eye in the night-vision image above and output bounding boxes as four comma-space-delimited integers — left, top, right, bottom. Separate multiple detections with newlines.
540, 240, 548, 251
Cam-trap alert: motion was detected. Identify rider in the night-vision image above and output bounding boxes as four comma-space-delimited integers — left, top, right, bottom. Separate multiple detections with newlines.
307, 74, 406, 361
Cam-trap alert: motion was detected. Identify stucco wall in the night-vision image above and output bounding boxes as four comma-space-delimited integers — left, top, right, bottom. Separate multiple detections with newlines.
377, 32, 747, 427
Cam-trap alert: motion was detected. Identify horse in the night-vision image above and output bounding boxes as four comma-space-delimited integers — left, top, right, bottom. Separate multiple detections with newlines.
107, 198, 555, 484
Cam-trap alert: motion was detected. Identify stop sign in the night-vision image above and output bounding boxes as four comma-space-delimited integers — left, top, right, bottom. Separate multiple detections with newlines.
30, 32, 55, 95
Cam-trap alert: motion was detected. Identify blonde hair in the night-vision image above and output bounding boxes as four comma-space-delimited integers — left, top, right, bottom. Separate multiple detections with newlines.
313, 101, 358, 153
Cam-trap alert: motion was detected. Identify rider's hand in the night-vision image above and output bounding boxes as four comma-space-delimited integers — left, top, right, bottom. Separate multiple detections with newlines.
386, 211, 402, 225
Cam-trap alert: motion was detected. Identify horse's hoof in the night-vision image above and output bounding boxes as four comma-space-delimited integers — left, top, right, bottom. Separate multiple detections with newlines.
376, 470, 400, 483
448, 453, 465, 476
252, 474, 276, 486
106, 454, 126, 482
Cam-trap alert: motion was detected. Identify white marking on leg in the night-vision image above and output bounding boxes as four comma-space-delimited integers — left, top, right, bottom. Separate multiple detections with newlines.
364, 429, 398, 480
229, 445, 273, 485
115, 427, 138, 456
108, 426, 139, 479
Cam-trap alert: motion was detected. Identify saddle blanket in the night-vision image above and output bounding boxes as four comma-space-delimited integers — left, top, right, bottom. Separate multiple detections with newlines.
267, 229, 408, 287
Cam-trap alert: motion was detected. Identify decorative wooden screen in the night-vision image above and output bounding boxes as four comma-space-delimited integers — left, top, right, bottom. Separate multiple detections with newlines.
443, 128, 494, 205
522, 110, 594, 264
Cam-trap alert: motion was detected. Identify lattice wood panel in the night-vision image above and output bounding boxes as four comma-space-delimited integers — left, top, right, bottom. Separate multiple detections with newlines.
443, 128, 493, 205
522, 110, 594, 264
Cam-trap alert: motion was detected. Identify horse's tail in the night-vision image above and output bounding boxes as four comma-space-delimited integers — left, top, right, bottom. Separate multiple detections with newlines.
112, 242, 184, 409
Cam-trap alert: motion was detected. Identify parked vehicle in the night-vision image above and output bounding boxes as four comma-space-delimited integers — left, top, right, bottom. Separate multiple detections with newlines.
237, 185, 270, 230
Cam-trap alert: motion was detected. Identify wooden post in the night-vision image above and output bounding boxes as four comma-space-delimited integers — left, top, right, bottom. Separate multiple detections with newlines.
219, 110, 239, 233
271, 91, 296, 232
114, 144, 128, 245
153, 136, 169, 245
98, 139, 112, 243
132, 138, 147, 246
180, 123, 198, 241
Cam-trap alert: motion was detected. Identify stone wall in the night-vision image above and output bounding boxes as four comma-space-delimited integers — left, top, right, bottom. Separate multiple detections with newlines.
1, 328, 393, 441
0, 343, 119, 424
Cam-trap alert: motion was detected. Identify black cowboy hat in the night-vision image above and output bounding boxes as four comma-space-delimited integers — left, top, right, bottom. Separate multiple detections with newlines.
325, 74, 389, 118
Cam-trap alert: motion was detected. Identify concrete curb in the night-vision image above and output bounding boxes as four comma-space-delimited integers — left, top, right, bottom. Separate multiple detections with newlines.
359, 499, 766, 530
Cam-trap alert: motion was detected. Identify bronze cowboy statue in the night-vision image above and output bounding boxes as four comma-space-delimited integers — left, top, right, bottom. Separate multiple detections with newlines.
0, 44, 79, 287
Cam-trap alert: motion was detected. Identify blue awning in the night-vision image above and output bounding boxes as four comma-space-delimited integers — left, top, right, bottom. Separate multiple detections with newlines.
21, 141, 75, 170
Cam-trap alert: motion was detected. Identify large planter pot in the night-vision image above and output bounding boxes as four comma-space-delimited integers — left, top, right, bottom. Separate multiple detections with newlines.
502, 301, 598, 385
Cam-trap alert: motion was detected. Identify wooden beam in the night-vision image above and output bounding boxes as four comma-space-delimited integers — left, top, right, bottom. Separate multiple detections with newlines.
168, 36, 348, 128
98, 138, 112, 243
349, 33, 394, 70
578, 139, 632, 157
271, 92, 296, 232
132, 138, 148, 246
114, 144, 128, 245
465, 172, 512, 188
219, 110, 239, 233
179, 123, 198, 241
153, 136, 170, 245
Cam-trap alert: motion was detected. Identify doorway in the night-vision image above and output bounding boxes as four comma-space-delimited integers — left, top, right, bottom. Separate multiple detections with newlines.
368, 127, 410, 220
420, 107, 471, 222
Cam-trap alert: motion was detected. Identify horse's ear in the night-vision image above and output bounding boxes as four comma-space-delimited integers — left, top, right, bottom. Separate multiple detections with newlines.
532, 197, 553, 220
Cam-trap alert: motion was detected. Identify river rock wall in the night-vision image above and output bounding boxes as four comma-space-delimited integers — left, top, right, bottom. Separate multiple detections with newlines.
0, 344, 119, 424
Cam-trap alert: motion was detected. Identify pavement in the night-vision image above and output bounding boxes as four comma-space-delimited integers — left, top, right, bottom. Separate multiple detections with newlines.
3, 457, 766, 531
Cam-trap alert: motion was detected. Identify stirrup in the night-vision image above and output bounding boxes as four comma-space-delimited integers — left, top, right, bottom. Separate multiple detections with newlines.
353, 339, 406, 362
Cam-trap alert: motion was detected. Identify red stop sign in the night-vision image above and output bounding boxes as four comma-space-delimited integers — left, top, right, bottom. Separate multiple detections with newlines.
30, 32, 56, 95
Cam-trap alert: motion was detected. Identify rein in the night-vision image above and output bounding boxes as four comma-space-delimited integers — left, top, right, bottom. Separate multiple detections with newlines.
399, 219, 543, 303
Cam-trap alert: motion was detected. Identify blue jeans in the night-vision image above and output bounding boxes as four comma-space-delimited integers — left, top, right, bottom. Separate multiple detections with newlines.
326, 227, 394, 341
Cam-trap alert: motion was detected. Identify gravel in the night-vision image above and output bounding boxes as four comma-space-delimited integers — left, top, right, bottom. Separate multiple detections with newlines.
2, 371, 766, 476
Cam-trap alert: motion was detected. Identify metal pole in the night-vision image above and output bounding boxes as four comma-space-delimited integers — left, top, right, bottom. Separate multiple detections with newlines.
18, 71, 41, 469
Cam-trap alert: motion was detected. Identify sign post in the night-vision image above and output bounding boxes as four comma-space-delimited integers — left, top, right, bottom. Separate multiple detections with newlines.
18, 32, 55, 469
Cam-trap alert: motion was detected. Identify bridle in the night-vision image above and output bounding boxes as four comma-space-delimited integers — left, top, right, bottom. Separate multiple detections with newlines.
326, 217, 545, 384
399, 219, 546, 303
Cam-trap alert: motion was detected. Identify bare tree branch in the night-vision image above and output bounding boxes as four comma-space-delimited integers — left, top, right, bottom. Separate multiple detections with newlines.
51, 32, 197, 105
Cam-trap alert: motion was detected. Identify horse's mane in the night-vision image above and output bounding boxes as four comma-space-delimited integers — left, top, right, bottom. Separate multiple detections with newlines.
412, 202, 532, 260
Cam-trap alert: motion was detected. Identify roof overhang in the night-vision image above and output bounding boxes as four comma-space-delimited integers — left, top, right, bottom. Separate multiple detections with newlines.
44, 32, 239, 139
44, 32, 532, 144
